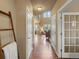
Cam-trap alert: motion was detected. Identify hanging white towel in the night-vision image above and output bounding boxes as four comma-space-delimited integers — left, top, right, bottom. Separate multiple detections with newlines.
2, 42, 18, 59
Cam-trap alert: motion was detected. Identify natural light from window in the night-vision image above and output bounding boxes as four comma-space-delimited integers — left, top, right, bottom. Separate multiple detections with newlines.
43, 11, 51, 17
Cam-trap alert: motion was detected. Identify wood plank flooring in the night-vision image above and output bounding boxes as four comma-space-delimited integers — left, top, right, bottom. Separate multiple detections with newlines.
30, 35, 58, 59
30, 35, 75, 59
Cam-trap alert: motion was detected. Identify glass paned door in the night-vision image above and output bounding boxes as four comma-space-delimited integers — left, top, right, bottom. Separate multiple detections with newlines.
62, 13, 79, 58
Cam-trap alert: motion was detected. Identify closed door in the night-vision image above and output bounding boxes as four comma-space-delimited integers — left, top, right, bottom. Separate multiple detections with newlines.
62, 12, 79, 58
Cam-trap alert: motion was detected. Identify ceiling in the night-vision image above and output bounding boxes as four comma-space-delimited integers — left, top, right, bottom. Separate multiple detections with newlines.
31, 0, 57, 15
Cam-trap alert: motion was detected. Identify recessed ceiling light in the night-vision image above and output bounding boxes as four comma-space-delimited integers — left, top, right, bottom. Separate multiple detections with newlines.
38, 7, 42, 11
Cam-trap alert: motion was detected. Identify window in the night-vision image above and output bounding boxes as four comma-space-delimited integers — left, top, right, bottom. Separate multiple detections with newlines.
43, 11, 51, 17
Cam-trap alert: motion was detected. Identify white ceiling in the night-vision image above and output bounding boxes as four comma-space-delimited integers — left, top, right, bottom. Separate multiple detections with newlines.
31, 0, 57, 15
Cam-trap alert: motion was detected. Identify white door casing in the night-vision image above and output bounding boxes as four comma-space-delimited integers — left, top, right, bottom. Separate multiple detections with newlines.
62, 12, 79, 58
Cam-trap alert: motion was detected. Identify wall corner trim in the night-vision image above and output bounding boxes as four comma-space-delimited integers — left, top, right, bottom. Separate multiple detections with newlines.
57, 0, 72, 13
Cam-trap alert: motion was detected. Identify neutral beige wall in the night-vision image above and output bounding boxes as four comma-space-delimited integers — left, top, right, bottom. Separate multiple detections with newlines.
15, 0, 26, 59
0, 0, 26, 59
61, 0, 79, 12
16, 0, 33, 59
0, 0, 16, 45
52, 0, 67, 14
0, 0, 16, 31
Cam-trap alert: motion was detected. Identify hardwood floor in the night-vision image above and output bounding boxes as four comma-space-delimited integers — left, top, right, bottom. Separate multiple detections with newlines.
30, 35, 76, 59
30, 35, 58, 59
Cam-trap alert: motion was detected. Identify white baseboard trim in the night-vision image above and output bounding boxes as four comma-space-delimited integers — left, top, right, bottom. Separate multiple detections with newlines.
50, 40, 58, 57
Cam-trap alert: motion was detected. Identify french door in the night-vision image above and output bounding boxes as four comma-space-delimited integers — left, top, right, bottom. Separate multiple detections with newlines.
62, 12, 79, 58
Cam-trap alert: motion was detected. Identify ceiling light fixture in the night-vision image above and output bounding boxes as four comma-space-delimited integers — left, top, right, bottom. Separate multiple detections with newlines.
38, 7, 42, 11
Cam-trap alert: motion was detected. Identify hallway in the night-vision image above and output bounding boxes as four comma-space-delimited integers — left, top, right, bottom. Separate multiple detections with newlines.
30, 35, 58, 59
0, 0, 79, 59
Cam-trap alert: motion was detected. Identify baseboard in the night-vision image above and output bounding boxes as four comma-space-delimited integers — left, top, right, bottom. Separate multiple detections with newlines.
49, 40, 58, 57
51, 44, 58, 57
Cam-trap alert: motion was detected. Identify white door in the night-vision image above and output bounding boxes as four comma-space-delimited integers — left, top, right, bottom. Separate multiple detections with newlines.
62, 12, 79, 58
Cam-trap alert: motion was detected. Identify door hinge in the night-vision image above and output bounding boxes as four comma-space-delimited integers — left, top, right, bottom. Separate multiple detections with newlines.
60, 33, 62, 35
60, 49, 62, 52
60, 16, 62, 19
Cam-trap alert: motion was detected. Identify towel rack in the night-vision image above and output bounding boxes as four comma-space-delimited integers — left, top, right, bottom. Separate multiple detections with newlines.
0, 10, 18, 59
0, 10, 16, 42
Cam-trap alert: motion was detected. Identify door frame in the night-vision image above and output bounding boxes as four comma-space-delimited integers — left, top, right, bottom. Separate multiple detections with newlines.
62, 12, 79, 58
